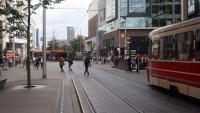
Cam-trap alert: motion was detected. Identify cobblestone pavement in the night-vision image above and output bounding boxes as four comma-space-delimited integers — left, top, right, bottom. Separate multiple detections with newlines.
0, 62, 65, 113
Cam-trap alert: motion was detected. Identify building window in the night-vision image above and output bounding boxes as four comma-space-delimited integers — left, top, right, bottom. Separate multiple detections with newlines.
188, 0, 195, 15
166, 0, 172, 2
152, 5, 159, 14
174, 0, 181, 2
195, 29, 200, 61
120, 0, 128, 16
152, 18, 159, 27
175, 31, 194, 61
160, 18, 166, 26
152, 39, 159, 59
159, 5, 166, 13
175, 18, 181, 23
152, 0, 159, 3
159, 36, 173, 60
128, 0, 146, 13
175, 4, 181, 14
166, 18, 173, 25
198, 0, 200, 15
166, 5, 172, 14
160, 0, 166, 3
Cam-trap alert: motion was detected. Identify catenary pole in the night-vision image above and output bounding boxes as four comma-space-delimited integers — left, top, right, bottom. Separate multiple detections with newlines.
42, 3, 47, 78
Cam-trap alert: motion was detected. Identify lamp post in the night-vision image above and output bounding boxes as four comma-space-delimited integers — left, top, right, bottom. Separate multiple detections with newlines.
42, 4, 46, 78
121, 17, 127, 59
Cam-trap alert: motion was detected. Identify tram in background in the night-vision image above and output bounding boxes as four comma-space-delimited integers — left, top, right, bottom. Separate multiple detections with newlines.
148, 17, 200, 99
31, 49, 68, 61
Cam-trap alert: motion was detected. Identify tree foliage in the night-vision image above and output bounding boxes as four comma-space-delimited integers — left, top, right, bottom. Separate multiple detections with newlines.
0, 0, 64, 40
70, 35, 84, 52
0, 0, 65, 86
47, 39, 71, 51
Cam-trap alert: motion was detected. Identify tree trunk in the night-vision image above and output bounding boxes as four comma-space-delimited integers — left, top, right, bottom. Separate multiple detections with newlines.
26, 0, 31, 88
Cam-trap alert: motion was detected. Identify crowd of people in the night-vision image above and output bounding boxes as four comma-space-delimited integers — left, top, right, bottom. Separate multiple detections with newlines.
58, 54, 91, 76
0, 52, 148, 76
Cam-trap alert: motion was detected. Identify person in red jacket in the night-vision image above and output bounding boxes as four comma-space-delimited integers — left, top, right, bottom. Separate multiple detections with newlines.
59, 57, 65, 72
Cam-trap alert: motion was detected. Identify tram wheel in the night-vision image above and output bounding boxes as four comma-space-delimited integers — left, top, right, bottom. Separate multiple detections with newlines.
169, 85, 179, 96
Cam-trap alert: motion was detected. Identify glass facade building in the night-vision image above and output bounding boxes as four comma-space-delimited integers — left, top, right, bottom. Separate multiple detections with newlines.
188, 0, 200, 19
151, 0, 181, 27
119, 0, 181, 28
94, 0, 182, 57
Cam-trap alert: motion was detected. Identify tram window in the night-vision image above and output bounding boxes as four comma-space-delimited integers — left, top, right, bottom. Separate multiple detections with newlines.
175, 32, 193, 61
152, 39, 159, 59
195, 29, 200, 61
160, 36, 173, 60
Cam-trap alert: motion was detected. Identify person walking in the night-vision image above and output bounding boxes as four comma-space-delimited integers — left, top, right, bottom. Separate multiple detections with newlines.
84, 55, 90, 76
68, 57, 73, 72
136, 55, 140, 72
40, 57, 43, 69
35, 57, 40, 69
127, 56, 132, 72
59, 57, 65, 72
22, 58, 26, 69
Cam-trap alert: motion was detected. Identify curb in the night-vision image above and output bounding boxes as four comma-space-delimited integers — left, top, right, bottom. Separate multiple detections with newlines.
72, 80, 95, 113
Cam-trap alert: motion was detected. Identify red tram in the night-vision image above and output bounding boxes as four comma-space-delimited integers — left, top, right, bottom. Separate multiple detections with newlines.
148, 17, 200, 99
31, 49, 68, 61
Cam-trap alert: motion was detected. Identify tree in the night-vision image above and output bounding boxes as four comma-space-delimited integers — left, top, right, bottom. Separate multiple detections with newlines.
47, 39, 70, 51
0, 0, 64, 88
70, 35, 84, 52
47, 39, 59, 50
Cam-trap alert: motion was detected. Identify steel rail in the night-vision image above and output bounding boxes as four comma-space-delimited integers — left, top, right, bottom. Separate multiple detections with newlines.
90, 72, 145, 113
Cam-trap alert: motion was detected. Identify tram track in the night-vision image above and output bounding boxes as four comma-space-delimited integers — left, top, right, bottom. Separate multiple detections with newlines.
74, 64, 145, 113
71, 71, 96, 113
91, 74, 145, 113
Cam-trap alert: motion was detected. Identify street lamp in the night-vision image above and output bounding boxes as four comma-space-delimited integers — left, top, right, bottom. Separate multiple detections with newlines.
121, 17, 128, 59
42, 4, 46, 78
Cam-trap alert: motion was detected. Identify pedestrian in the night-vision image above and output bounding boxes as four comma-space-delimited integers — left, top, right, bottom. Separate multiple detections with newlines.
35, 57, 40, 69
84, 55, 90, 76
136, 55, 140, 72
40, 57, 43, 69
127, 56, 132, 72
68, 57, 73, 72
22, 58, 26, 69
59, 57, 65, 72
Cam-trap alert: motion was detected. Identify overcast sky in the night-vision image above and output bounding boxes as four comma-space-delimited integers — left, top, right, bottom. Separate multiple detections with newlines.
32, 0, 93, 41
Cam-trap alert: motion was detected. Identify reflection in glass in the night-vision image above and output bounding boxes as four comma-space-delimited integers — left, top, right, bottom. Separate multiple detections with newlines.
196, 29, 200, 61
175, 32, 193, 61
126, 17, 152, 28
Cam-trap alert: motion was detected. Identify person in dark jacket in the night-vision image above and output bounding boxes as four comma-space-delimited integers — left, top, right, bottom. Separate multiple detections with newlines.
84, 55, 90, 76
68, 57, 73, 72
136, 55, 140, 72
127, 56, 132, 72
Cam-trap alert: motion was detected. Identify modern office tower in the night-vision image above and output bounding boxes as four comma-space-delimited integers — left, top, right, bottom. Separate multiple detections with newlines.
86, 0, 98, 56
36, 28, 39, 49
89, 0, 182, 58
151, 0, 181, 27
67, 27, 75, 44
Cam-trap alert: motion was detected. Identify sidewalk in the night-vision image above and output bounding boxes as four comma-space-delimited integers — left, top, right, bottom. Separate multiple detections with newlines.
0, 62, 65, 113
